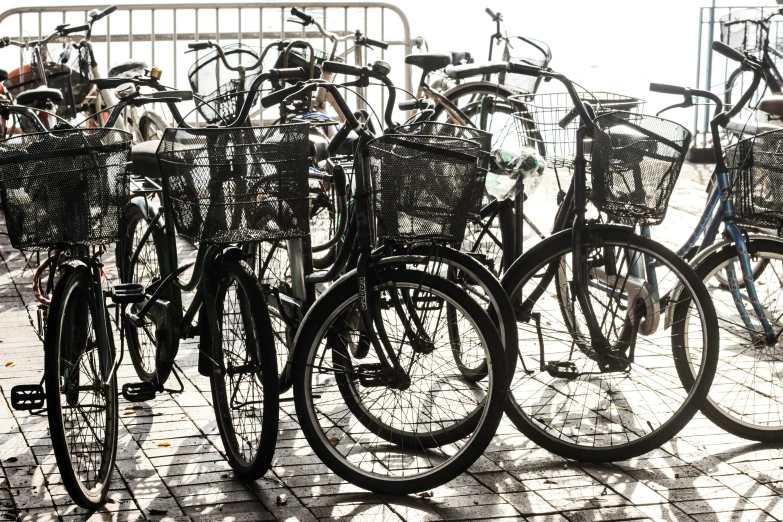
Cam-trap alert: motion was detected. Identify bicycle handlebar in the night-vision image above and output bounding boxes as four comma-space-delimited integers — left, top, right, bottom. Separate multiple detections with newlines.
507, 61, 593, 128
62, 24, 89, 35
712, 40, 746, 63
187, 41, 211, 51
290, 7, 314, 25
92, 6, 117, 22
321, 60, 396, 129
485, 8, 502, 21
649, 83, 687, 96
362, 36, 389, 50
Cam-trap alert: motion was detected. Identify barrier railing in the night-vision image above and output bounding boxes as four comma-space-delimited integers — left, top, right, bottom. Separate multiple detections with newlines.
0, 2, 413, 125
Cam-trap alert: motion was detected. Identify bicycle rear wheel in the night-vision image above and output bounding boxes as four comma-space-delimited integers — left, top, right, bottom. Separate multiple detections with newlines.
502, 225, 719, 461
292, 269, 507, 494
683, 237, 783, 441
46, 267, 117, 508
206, 257, 279, 480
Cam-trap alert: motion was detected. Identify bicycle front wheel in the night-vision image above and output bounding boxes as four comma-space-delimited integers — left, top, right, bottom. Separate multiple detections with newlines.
207, 257, 279, 480
46, 267, 118, 508
684, 237, 783, 441
502, 225, 719, 462
292, 269, 507, 494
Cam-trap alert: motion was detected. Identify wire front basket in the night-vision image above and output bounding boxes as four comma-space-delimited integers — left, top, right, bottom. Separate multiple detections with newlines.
367, 133, 481, 244
158, 124, 311, 245
511, 91, 645, 169
720, 8, 767, 54
0, 128, 131, 249
188, 43, 262, 124
390, 121, 491, 214
499, 36, 552, 94
726, 128, 783, 228
589, 111, 692, 226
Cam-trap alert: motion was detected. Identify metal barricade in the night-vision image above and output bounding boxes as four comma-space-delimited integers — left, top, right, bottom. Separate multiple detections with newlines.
693, 4, 783, 148
0, 2, 413, 125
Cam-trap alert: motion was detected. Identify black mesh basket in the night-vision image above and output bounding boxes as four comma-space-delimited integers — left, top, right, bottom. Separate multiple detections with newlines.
367, 134, 481, 244
589, 111, 692, 226
0, 128, 131, 250
726, 128, 783, 228
157, 124, 311, 244
389, 121, 491, 214
4, 63, 77, 120
188, 43, 262, 124
510, 91, 645, 168
720, 9, 767, 54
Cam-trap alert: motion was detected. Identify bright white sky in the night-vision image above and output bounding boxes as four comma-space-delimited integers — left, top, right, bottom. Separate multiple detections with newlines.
0, 0, 779, 129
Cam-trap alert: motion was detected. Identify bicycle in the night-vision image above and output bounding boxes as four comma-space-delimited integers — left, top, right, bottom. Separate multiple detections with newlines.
0, 88, 184, 508
721, 7, 783, 119
651, 42, 783, 442
495, 59, 720, 461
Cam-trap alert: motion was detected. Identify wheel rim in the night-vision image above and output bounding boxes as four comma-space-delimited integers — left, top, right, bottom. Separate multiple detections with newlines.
508, 237, 712, 452
302, 280, 495, 481
129, 217, 159, 376
214, 274, 266, 465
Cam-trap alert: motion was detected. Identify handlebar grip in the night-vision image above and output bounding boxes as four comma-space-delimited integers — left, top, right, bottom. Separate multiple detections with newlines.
506, 61, 542, 77
712, 41, 745, 63
558, 108, 579, 129
93, 77, 132, 89
364, 37, 389, 50
188, 42, 211, 51
398, 99, 420, 111
63, 24, 90, 35
323, 61, 364, 77
275, 67, 307, 80
327, 121, 354, 155
0, 37, 8, 49
261, 85, 302, 108
290, 7, 314, 25
485, 8, 497, 19
94, 5, 117, 21
649, 83, 687, 96
148, 89, 193, 101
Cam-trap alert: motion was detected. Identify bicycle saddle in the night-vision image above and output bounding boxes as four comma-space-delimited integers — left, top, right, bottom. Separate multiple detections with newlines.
445, 61, 507, 80
759, 94, 783, 119
405, 53, 451, 75
108, 60, 149, 79
132, 139, 161, 178
15, 86, 63, 106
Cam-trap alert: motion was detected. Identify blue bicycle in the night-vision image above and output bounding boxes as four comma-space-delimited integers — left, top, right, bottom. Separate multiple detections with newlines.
645, 42, 783, 441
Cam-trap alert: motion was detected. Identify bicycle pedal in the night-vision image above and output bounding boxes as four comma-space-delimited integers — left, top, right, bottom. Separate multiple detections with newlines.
111, 283, 146, 304
11, 385, 45, 410
122, 382, 156, 402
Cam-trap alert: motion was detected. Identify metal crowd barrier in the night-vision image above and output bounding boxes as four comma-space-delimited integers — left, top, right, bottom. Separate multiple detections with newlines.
0, 2, 413, 125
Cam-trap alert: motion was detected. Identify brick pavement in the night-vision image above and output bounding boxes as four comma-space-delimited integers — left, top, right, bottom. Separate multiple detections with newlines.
3, 163, 783, 522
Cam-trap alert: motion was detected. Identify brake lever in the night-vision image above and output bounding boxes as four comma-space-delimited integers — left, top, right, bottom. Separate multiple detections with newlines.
287, 18, 306, 25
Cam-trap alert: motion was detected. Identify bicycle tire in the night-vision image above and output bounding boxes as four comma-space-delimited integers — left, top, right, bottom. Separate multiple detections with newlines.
206, 257, 279, 480
119, 202, 174, 386
677, 237, 783, 441
138, 110, 168, 142
501, 225, 719, 462
46, 267, 118, 508
292, 269, 507, 494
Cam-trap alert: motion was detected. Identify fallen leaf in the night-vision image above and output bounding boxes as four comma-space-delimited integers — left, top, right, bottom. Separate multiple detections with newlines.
157, 442, 171, 447
5, 362, 14, 367
106, 499, 117, 504
124, 410, 135, 415
544, 479, 557, 485
562, 464, 568, 470
5, 457, 18, 463
328, 436, 340, 444
674, 472, 680, 478
417, 491, 434, 498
